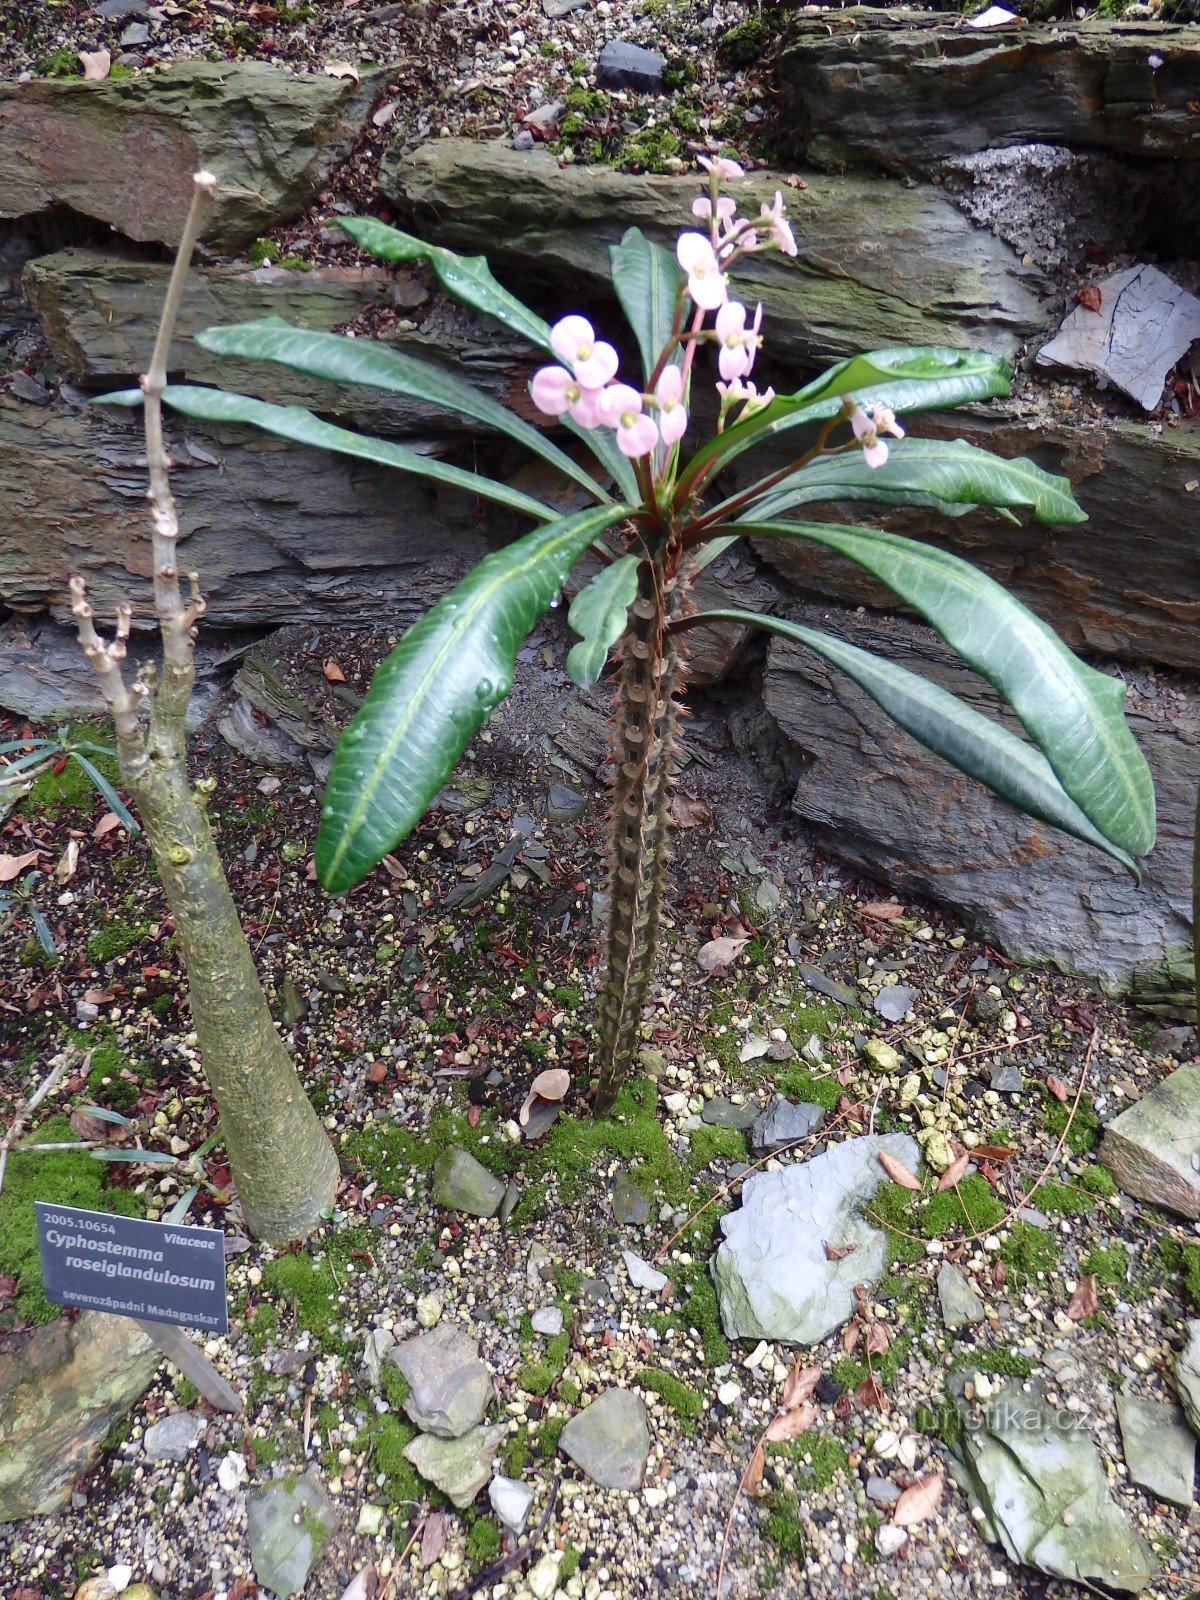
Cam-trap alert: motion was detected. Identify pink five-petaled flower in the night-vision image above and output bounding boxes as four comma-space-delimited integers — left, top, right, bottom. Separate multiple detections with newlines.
530, 364, 602, 428
676, 232, 728, 311
714, 300, 763, 382
597, 383, 659, 458
717, 376, 775, 418
850, 402, 904, 469
692, 194, 737, 225
759, 191, 797, 257
698, 154, 745, 181
654, 365, 688, 447
549, 314, 619, 390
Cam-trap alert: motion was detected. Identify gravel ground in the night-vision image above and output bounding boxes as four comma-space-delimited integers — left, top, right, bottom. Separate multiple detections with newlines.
0, 615, 1198, 1600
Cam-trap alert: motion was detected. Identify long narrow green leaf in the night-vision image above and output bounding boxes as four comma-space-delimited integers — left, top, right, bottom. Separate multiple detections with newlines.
79, 1105, 133, 1126
27, 903, 59, 958
69, 753, 140, 835
91, 1148, 177, 1164
692, 609, 1137, 874
738, 520, 1155, 856
339, 216, 552, 350
317, 501, 633, 891
681, 346, 1012, 498
741, 438, 1086, 526
566, 553, 641, 687
144, 385, 554, 521
691, 534, 741, 573
610, 227, 681, 382
195, 320, 611, 504
337, 216, 640, 503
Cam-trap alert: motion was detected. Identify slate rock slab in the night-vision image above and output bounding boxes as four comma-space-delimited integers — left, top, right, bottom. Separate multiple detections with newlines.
0, 1311, 161, 1521
559, 1388, 650, 1490
390, 1325, 492, 1439
0, 62, 383, 249
595, 40, 665, 92
247, 1469, 338, 1598
431, 1146, 505, 1217
404, 1423, 505, 1508
1176, 1321, 1200, 1437
701, 1096, 758, 1132
874, 984, 916, 1023
1037, 265, 1200, 410
1116, 1394, 1195, 1509
1101, 1062, 1200, 1218
489, 1473, 535, 1532
142, 1410, 205, 1462
936, 1263, 986, 1331
947, 1373, 1158, 1592
711, 1133, 920, 1344
610, 1169, 651, 1226
748, 1097, 826, 1156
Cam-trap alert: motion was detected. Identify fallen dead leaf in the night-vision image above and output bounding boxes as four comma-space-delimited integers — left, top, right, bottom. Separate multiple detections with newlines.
518, 1066, 571, 1124
781, 1361, 822, 1410
861, 900, 904, 921
865, 1322, 892, 1357
697, 934, 750, 974
743, 1440, 766, 1494
1046, 1074, 1070, 1103
82, 988, 116, 1005
323, 659, 347, 683
878, 1149, 922, 1190
372, 99, 400, 128
764, 1401, 819, 1443
893, 1471, 944, 1526
972, 1143, 1013, 1163
1075, 283, 1103, 312
78, 48, 111, 80
54, 839, 80, 883
824, 1240, 858, 1260
855, 1372, 886, 1409
0, 849, 39, 883
937, 1151, 970, 1190
70, 1107, 115, 1142
670, 793, 713, 829
419, 1511, 447, 1568
1066, 1273, 1098, 1321
93, 812, 124, 840
324, 60, 361, 81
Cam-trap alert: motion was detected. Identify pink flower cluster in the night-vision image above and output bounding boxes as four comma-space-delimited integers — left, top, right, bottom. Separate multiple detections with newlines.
531, 315, 687, 460
849, 402, 904, 468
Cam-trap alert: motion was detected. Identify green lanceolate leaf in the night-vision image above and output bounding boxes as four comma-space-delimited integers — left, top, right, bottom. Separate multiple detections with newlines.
738, 520, 1155, 856
566, 553, 641, 687
67, 752, 139, 834
742, 438, 1086, 526
610, 227, 682, 382
691, 609, 1138, 874
679, 346, 1012, 501
317, 501, 634, 891
138, 385, 554, 522
195, 320, 609, 503
338, 216, 552, 350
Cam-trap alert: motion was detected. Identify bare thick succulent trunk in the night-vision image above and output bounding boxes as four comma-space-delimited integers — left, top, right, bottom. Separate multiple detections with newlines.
71, 172, 338, 1243
593, 548, 688, 1114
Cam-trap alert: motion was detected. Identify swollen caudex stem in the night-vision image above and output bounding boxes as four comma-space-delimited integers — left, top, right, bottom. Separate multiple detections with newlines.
68, 171, 339, 1244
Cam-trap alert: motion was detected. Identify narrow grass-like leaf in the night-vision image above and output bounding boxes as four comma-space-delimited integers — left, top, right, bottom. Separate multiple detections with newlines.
740, 438, 1086, 525
691, 609, 1138, 873
317, 501, 633, 892
91, 1148, 176, 1164
610, 227, 682, 381
27, 903, 59, 957
566, 553, 641, 687
78, 1106, 132, 1126
737, 521, 1155, 855
195, 320, 609, 503
68, 753, 139, 834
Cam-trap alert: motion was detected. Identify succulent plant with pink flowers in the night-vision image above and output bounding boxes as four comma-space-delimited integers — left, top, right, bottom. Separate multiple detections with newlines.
114, 159, 1155, 1114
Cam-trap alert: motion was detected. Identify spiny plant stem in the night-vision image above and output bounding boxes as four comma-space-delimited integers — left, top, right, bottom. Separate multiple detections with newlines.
593, 550, 688, 1113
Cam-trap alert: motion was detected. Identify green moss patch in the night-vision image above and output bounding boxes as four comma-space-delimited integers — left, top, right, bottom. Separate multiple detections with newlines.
999, 1221, 1059, 1282
86, 917, 150, 965
635, 1367, 703, 1433
1044, 1091, 1101, 1154
768, 1430, 848, 1490
261, 1227, 371, 1355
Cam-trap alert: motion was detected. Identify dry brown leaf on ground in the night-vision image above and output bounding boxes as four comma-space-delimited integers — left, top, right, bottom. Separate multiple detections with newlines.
373, 99, 399, 128
861, 901, 904, 921
324, 60, 360, 81
0, 849, 39, 882
865, 1322, 892, 1357
743, 1440, 766, 1494
519, 1067, 570, 1124
764, 1402, 819, 1443
323, 659, 347, 682
671, 793, 713, 828
1046, 1074, 1070, 1102
93, 812, 125, 840
78, 48, 110, 80
878, 1149, 922, 1190
419, 1511, 447, 1567
54, 839, 80, 882
824, 1240, 858, 1260
1066, 1274, 1099, 1321
893, 1472, 944, 1526
937, 1151, 970, 1190
781, 1361, 822, 1410
70, 1106, 116, 1142
855, 1372, 886, 1409
697, 934, 750, 973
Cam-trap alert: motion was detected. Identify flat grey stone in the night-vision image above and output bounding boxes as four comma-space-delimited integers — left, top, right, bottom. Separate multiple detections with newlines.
142, 1411, 205, 1462
404, 1423, 505, 1509
499, 1179, 520, 1226
595, 40, 665, 93
559, 1389, 649, 1490
622, 1250, 668, 1292
937, 1263, 986, 1331
390, 1325, 492, 1439
866, 1475, 901, 1505
531, 1307, 563, 1336
711, 1133, 920, 1344
797, 963, 857, 1007
1116, 1394, 1196, 1508
990, 1063, 1024, 1094
520, 1100, 561, 1143
702, 1097, 758, 1132
547, 781, 585, 822
95, 0, 150, 12
247, 1469, 337, 1599
1176, 1321, 1200, 1437
948, 1373, 1158, 1592
1101, 1062, 1200, 1219
1037, 264, 1200, 410
874, 984, 916, 1023
748, 1096, 826, 1156
119, 20, 150, 44
611, 1170, 651, 1226
543, 0, 585, 13
431, 1145, 505, 1218
489, 1473, 535, 1532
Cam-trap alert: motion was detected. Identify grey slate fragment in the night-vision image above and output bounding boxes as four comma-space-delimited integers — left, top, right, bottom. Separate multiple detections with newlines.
431, 1146, 505, 1218
595, 40, 665, 92
247, 1470, 338, 1598
874, 984, 916, 1022
1176, 1321, 1200, 1437
1100, 1062, 1200, 1219
390, 1325, 492, 1439
936, 1263, 985, 1331
611, 1169, 651, 1226
1116, 1394, 1195, 1509
142, 1411, 205, 1462
989, 1063, 1024, 1093
700, 1096, 758, 1132
559, 1388, 650, 1490
797, 963, 858, 1006
748, 1097, 826, 1155
404, 1424, 505, 1508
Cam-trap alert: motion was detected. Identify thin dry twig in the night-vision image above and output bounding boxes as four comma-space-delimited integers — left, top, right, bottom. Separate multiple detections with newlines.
0, 1051, 75, 1198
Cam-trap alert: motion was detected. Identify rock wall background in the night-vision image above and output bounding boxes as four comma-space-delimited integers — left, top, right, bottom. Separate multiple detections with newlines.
0, 28, 1196, 1003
